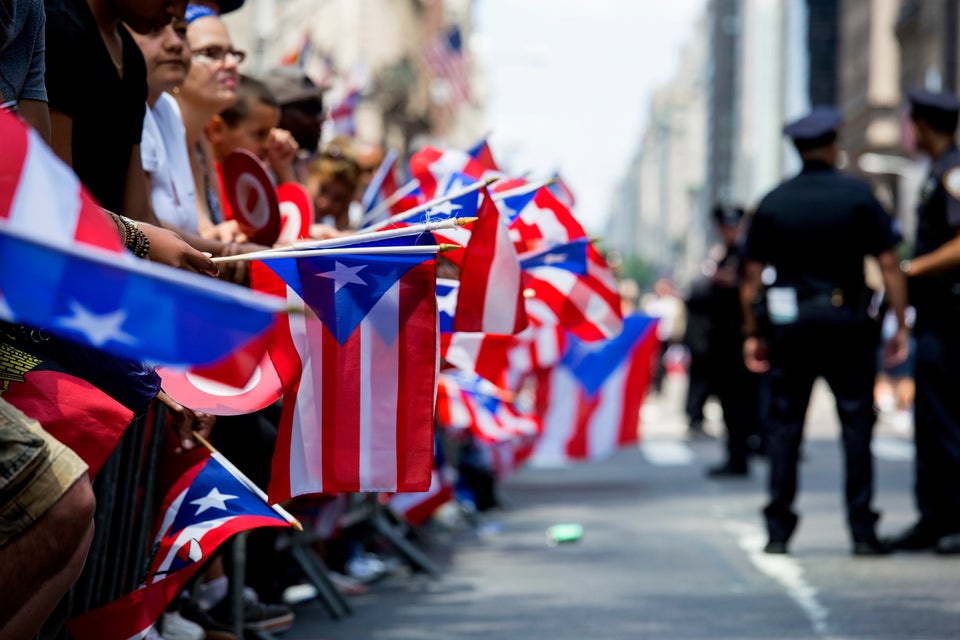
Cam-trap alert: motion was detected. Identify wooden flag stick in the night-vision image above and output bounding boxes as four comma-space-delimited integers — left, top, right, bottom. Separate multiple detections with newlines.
212, 244, 456, 264
360, 178, 422, 226
192, 431, 303, 532
363, 177, 497, 234
290, 216, 477, 250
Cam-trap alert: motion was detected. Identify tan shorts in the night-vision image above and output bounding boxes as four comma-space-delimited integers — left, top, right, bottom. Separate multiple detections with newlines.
0, 397, 88, 547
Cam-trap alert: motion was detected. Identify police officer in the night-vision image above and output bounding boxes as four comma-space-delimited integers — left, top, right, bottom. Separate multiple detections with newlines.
702, 205, 762, 477
887, 89, 960, 554
740, 106, 910, 555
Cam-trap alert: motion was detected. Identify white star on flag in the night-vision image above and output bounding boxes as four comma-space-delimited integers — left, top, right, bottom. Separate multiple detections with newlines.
437, 287, 458, 317
0, 295, 13, 322
190, 487, 238, 515
317, 261, 367, 292
57, 300, 138, 348
543, 252, 567, 265
430, 200, 464, 217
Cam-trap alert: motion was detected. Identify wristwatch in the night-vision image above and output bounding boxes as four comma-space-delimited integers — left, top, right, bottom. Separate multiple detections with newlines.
899, 259, 912, 276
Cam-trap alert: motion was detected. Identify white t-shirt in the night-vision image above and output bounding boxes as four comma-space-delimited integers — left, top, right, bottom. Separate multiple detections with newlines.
141, 92, 198, 233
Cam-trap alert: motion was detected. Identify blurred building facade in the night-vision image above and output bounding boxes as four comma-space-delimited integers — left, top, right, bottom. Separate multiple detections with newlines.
605, 19, 708, 285
223, 0, 484, 157
607, 0, 960, 293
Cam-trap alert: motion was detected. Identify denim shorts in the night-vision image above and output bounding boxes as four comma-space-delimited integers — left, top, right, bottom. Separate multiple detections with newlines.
0, 397, 88, 547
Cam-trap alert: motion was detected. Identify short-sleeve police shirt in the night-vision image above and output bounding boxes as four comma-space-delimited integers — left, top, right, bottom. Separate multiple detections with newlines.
912, 144, 960, 316
744, 161, 899, 298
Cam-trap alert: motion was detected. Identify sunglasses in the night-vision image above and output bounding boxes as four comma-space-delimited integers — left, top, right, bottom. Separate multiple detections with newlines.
192, 46, 246, 64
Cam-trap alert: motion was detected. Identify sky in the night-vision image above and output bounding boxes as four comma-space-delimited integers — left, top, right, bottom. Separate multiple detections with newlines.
473, 0, 706, 233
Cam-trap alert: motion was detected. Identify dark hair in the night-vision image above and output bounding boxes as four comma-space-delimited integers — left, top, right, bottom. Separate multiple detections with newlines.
219, 75, 278, 127
911, 104, 959, 135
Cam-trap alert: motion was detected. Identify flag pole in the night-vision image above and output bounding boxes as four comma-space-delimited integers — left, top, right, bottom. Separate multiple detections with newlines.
360, 179, 421, 226
193, 431, 303, 532
363, 177, 497, 234
212, 244, 457, 264
491, 177, 555, 201
290, 216, 477, 249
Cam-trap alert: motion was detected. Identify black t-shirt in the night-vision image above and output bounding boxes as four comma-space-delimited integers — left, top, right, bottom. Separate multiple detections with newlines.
44, 0, 146, 213
745, 162, 899, 300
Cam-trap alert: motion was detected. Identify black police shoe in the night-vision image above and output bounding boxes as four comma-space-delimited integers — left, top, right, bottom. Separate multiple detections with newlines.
886, 522, 942, 551
852, 537, 892, 556
764, 540, 788, 554
706, 462, 749, 479
935, 533, 960, 555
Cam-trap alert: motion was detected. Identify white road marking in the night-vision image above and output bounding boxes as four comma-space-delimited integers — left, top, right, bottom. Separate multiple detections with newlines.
640, 440, 696, 466
725, 520, 830, 635
871, 437, 915, 462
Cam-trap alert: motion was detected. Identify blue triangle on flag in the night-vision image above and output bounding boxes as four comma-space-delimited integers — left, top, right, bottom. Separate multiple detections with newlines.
520, 238, 589, 275
170, 457, 276, 535
498, 190, 537, 225
266, 253, 425, 344
562, 315, 657, 396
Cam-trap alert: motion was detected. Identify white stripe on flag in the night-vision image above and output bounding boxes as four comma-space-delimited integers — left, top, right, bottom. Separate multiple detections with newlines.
359, 280, 401, 490
11, 131, 83, 242
289, 293, 323, 495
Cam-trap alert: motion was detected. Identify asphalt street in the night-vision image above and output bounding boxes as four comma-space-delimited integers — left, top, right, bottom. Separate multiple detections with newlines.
285, 374, 960, 640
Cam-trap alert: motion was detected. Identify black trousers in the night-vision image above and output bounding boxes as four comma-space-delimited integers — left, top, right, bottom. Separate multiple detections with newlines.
912, 327, 960, 535
711, 337, 760, 467
763, 313, 879, 543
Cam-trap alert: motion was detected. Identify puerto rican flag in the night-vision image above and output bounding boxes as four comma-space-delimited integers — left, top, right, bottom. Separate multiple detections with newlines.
451, 190, 527, 334
388, 468, 454, 527
531, 314, 658, 464
508, 186, 586, 255
520, 239, 623, 342
360, 148, 400, 215
467, 136, 500, 172
67, 452, 292, 640
409, 146, 498, 199
437, 278, 512, 384
330, 88, 361, 138
437, 371, 540, 445
0, 110, 283, 367
548, 171, 577, 210
251, 240, 438, 499
0, 110, 123, 253
504, 296, 567, 390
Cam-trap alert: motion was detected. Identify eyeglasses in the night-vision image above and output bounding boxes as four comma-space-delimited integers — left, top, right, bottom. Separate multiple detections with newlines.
192, 46, 246, 64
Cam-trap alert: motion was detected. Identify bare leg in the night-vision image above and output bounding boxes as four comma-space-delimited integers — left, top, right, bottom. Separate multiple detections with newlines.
0, 475, 96, 640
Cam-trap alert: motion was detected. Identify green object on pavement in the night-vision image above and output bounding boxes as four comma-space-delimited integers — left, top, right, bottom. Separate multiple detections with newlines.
547, 523, 583, 544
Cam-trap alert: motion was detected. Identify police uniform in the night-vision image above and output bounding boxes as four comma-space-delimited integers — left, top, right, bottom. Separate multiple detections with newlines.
894, 89, 960, 550
704, 206, 761, 476
742, 107, 900, 554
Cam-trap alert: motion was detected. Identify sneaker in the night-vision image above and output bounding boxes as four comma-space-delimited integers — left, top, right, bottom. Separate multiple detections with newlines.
160, 611, 205, 640
178, 603, 237, 640
346, 552, 388, 583
208, 593, 295, 634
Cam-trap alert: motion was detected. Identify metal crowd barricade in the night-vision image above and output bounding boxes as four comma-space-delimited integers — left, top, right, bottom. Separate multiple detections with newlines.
39, 404, 168, 639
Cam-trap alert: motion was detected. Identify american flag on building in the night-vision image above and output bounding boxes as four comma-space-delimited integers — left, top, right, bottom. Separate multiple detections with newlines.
424, 25, 471, 107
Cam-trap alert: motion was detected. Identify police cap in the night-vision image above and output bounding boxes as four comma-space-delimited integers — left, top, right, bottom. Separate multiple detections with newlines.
908, 88, 960, 134
782, 106, 842, 142
712, 204, 744, 226
907, 88, 960, 113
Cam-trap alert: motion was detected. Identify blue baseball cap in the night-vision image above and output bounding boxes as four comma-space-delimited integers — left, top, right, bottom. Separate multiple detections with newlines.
185, 0, 244, 22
